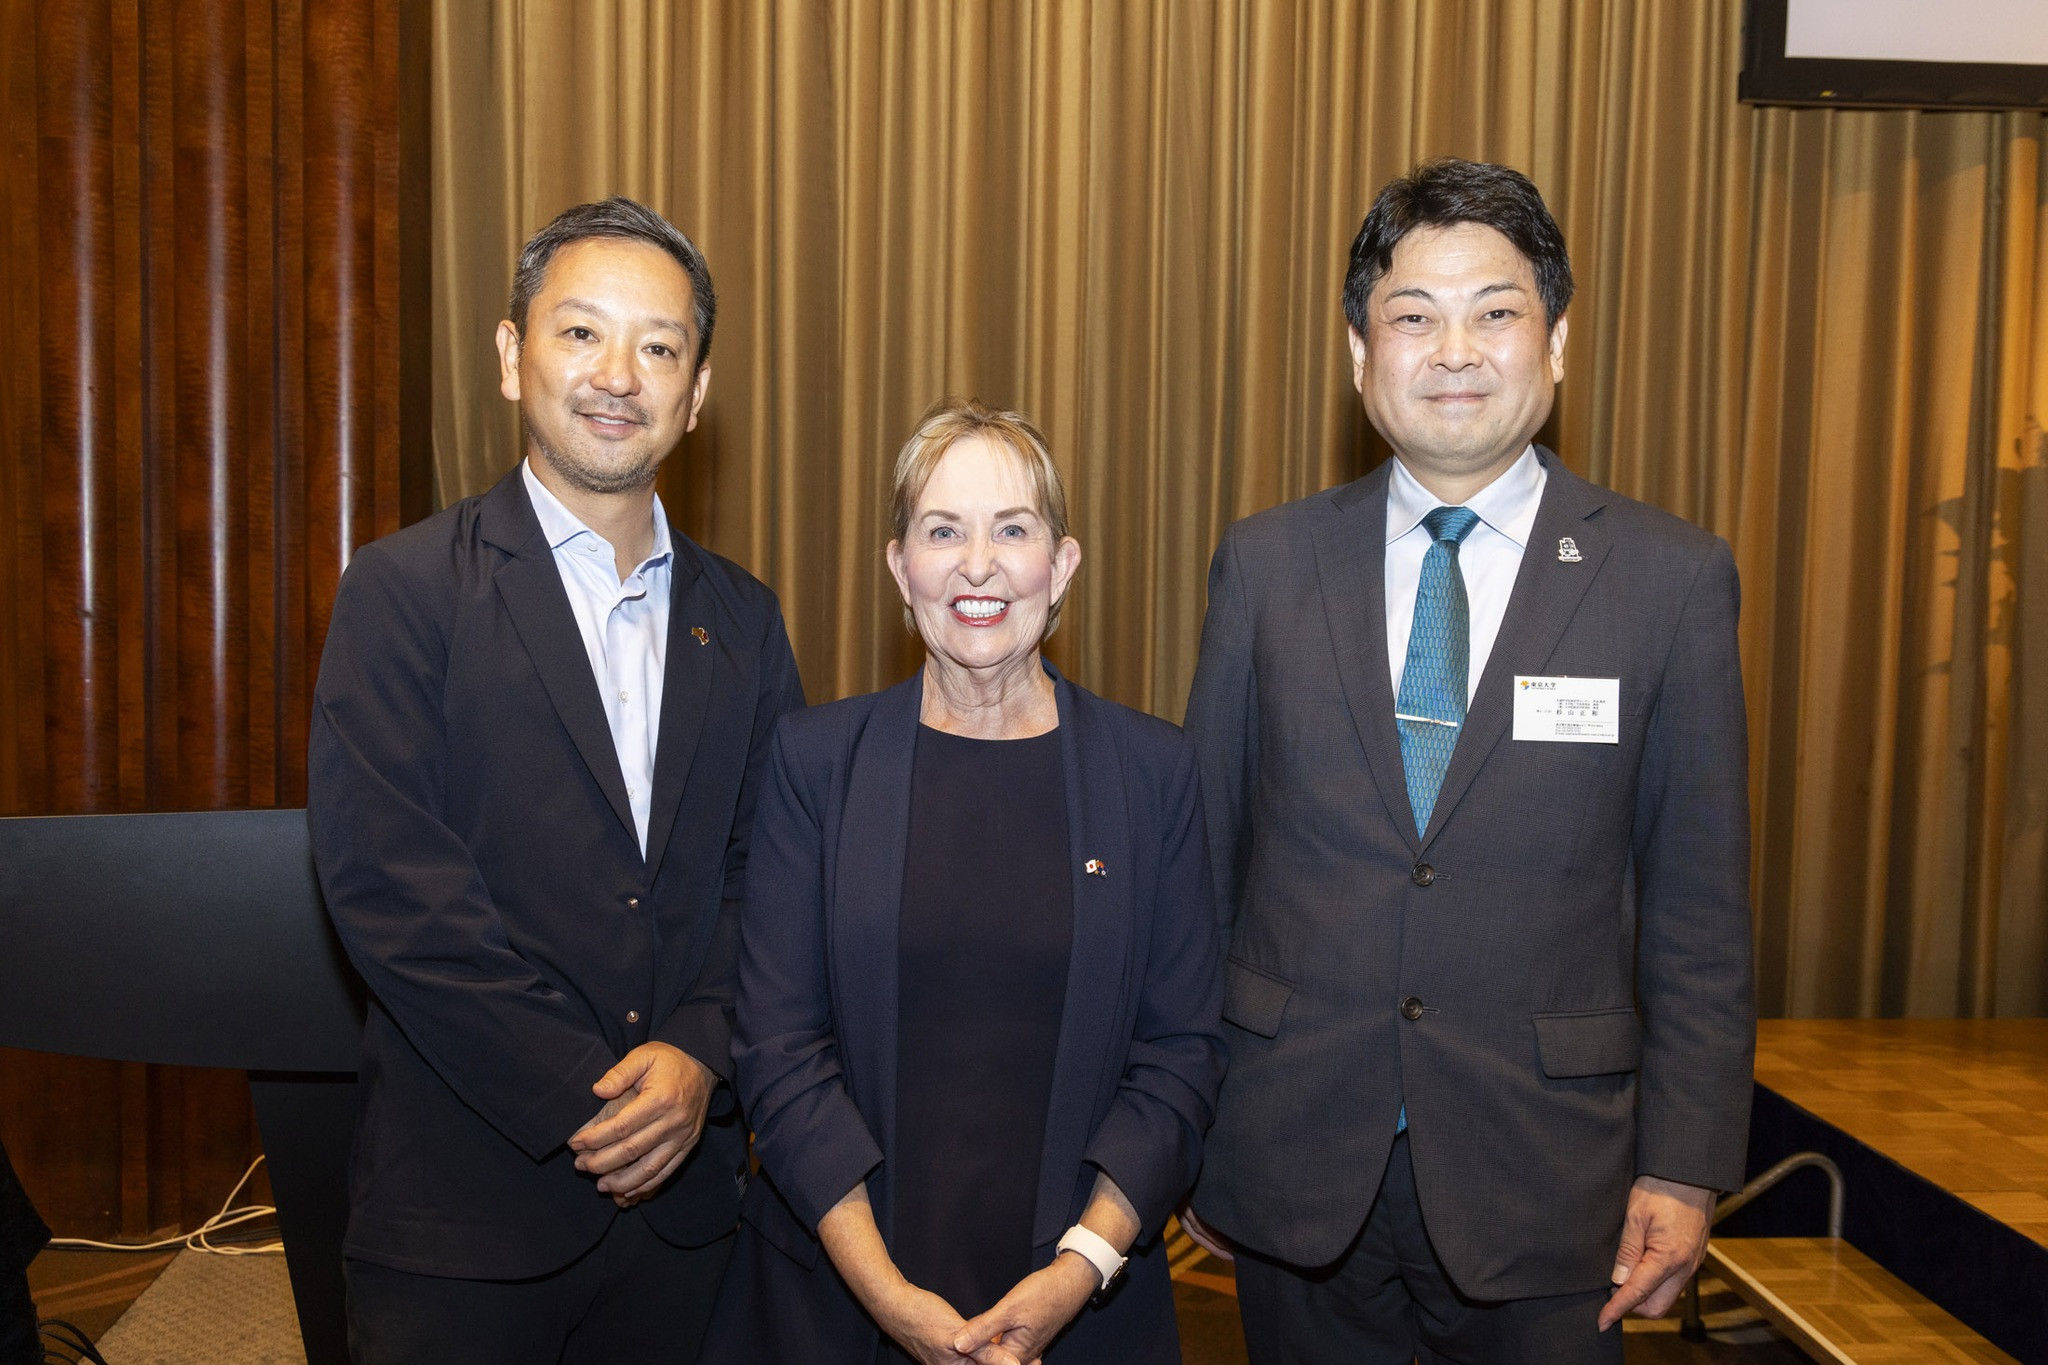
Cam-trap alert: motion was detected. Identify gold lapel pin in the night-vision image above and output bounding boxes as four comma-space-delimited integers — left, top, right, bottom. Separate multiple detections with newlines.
691, 626, 709, 646
1084, 859, 1108, 877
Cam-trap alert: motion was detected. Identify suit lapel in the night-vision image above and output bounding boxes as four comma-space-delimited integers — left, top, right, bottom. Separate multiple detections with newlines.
485, 474, 638, 845
831, 674, 921, 1179
1313, 464, 1422, 857
1422, 450, 1611, 849
642, 547, 710, 879
1033, 671, 1136, 1246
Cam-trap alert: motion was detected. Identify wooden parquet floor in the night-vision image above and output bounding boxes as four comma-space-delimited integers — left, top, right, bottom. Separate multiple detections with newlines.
1706, 1237, 2019, 1363
1752, 1019, 2048, 1249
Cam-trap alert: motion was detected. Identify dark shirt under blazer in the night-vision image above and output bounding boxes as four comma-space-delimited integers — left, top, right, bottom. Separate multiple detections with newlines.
1186, 449, 1756, 1299
713, 667, 1224, 1362
309, 467, 805, 1280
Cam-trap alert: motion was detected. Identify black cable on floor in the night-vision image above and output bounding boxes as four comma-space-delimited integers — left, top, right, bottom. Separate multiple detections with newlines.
36, 1320, 108, 1365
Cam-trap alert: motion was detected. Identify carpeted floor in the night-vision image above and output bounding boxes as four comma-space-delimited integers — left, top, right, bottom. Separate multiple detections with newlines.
26, 1246, 178, 1347
94, 1250, 305, 1364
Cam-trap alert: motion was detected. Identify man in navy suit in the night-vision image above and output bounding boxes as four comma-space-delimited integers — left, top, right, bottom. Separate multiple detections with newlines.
309, 197, 804, 1364
1184, 160, 1754, 1362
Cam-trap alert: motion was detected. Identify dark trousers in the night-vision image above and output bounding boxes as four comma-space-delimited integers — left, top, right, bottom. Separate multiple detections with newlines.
345, 1209, 732, 1365
1234, 1134, 1622, 1365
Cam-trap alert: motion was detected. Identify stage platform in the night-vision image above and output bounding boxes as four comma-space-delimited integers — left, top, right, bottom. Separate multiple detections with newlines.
1732, 1019, 2048, 1364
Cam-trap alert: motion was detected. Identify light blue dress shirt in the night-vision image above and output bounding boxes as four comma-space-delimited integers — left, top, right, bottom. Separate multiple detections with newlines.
1383, 444, 1546, 703
521, 459, 673, 857
1382, 445, 1544, 1135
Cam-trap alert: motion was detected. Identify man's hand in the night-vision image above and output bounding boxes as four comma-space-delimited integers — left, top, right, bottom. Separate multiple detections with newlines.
951, 1254, 1097, 1365
1599, 1175, 1716, 1330
1176, 1203, 1235, 1262
566, 1041, 716, 1207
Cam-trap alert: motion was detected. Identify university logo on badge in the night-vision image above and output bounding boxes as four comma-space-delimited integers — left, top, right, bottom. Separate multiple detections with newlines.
1557, 536, 1583, 563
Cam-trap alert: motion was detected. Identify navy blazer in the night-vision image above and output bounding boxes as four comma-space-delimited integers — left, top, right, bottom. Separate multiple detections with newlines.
308, 467, 804, 1279
1187, 450, 1755, 1296
710, 666, 1223, 1362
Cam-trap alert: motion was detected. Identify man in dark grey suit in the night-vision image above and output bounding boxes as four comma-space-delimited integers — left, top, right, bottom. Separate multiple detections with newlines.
1183, 159, 1754, 1362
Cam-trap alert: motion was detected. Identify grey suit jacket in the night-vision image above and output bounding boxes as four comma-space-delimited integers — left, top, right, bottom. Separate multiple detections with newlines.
1185, 448, 1754, 1299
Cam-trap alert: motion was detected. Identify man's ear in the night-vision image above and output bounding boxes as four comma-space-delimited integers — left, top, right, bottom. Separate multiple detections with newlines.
496, 320, 524, 402
1348, 325, 1369, 396
1547, 313, 1569, 384
684, 362, 712, 432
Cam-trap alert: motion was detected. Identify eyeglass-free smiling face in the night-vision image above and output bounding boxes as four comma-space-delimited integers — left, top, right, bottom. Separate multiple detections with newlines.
886, 434, 1081, 687
496, 236, 709, 498
1351, 220, 1567, 498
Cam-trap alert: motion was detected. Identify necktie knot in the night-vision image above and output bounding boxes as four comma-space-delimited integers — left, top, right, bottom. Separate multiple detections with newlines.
1424, 505, 1480, 545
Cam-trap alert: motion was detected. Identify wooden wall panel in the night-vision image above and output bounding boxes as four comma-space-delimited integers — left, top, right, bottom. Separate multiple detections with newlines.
0, 0, 426, 1238
37, 0, 117, 813
0, 2, 26, 817
170, 0, 251, 810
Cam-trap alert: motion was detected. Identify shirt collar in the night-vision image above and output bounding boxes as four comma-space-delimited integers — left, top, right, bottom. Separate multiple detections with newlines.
521, 458, 673, 570
1384, 444, 1546, 549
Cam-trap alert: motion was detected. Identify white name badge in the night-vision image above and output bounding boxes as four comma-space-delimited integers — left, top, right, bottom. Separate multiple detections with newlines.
1512, 676, 1620, 744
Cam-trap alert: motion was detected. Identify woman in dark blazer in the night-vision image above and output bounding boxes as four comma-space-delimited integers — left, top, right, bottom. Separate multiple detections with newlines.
705, 401, 1223, 1365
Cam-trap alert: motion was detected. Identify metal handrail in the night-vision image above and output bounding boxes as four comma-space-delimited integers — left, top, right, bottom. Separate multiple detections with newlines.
1714, 1152, 1845, 1239
1679, 1151, 1846, 1341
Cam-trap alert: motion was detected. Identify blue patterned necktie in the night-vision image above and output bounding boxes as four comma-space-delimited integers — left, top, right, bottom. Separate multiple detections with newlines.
1396, 506, 1481, 838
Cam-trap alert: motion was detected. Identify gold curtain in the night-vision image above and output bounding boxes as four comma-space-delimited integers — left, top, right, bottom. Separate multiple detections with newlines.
430, 0, 2048, 1020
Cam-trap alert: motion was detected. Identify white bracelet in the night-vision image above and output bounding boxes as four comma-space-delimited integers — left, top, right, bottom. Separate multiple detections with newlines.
1055, 1223, 1126, 1291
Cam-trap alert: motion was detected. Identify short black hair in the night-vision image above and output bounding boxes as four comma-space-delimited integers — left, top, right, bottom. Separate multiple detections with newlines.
507, 196, 717, 371
1342, 159, 1573, 331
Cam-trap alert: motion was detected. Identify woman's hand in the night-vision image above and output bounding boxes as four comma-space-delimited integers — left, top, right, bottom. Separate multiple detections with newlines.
953, 1170, 1141, 1364
818, 1182, 1011, 1365
951, 1254, 1097, 1365
869, 1277, 992, 1365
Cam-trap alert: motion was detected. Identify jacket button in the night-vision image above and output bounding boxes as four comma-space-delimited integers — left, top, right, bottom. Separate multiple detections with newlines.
626, 1010, 640, 1023
626, 896, 640, 909
1411, 864, 1435, 887
1400, 997, 1425, 1021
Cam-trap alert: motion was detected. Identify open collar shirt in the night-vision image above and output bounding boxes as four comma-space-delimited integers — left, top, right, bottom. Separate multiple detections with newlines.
521, 458, 673, 857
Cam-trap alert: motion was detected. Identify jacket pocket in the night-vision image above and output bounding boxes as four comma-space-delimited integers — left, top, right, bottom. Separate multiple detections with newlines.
1222, 957, 1294, 1038
1533, 1007, 1641, 1078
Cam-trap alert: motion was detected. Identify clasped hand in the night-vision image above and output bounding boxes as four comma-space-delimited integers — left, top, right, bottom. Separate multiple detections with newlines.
566, 1040, 715, 1208
878, 1254, 1099, 1365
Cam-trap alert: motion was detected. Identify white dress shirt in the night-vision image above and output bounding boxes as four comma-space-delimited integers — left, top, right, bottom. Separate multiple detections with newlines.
522, 459, 673, 856
1384, 445, 1547, 703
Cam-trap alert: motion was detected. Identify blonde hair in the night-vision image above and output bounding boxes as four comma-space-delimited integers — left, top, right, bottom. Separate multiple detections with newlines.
888, 398, 1074, 634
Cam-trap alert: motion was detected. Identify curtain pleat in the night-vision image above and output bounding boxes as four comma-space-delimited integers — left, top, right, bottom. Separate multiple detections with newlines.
431, 0, 2048, 1019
